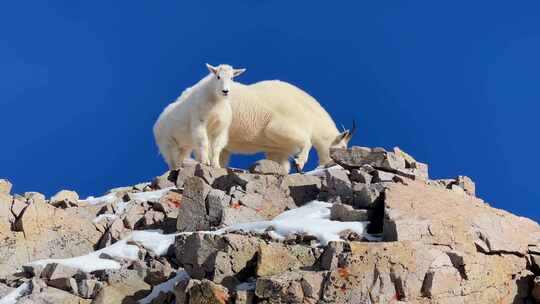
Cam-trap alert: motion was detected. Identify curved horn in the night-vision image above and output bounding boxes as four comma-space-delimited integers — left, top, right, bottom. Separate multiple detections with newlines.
349, 119, 357, 138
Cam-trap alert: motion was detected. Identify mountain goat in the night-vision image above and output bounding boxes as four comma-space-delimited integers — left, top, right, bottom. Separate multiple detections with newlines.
153, 63, 246, 169
222, 80, 356, 173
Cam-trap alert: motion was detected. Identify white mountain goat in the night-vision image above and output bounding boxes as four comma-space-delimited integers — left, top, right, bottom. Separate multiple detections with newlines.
153, 63, 246, 169
222, 80, 356, 173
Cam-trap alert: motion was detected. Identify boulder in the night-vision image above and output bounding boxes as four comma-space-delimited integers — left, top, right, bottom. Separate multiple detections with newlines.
329, 203, 369, 222
0, 192, 14, 234
92, 269, 150, 304
0, 179, 13, 194
248, 159, 287, 175
533, 276, 540, 302
0, 203, 102, 277
188, 279, 230, 304
174, 233, 261, 289
176, 176, 211, 232
281, 174, 322, 205
194, 164, 228, 187
17, 286, 92, 304
257, 243, 317, 277
352, 183, 383, 209
50, 190, 80, 208
383, 180, 540, 255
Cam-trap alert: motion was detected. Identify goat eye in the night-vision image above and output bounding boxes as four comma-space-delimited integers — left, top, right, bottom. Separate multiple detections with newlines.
217, 76, 220, 79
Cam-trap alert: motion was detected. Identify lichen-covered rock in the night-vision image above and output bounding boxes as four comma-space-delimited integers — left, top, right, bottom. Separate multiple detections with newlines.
256, 243, 317, 277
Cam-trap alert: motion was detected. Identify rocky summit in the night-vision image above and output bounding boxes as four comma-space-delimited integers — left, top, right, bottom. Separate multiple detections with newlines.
1, 147, 540, 304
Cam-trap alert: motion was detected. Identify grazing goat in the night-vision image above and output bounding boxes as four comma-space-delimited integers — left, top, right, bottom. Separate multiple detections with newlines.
153, 63, 246, 169
222, 80, 356, 172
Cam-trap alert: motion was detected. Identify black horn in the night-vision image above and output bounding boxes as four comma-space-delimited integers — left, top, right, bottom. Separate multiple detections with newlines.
349, 119, 357, 138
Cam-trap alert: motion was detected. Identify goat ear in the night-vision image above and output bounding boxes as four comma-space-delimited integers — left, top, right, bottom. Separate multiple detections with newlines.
206, 63, 218, 75
233, 68, 246, 77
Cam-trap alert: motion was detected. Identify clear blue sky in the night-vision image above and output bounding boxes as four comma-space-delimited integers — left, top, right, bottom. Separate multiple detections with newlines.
1, 2, 539, 221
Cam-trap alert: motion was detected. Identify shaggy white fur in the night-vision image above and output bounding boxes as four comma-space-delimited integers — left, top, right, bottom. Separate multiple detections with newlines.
153, 64, 245, 169
222, 79, 356, 172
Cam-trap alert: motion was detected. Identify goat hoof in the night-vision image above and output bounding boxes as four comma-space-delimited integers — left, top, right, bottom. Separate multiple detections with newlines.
292, 159, 304, 174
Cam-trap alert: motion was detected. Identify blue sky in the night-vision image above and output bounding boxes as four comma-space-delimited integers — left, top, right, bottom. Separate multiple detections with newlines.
1, 1, 539, 221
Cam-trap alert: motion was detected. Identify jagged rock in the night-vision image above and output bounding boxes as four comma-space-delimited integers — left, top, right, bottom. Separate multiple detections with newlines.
257, 243, 316, 277
188, 279, 230, 304
123, 203, 145, 229
151, 171, 177, 190
40, 263, 80, 290
177, 176, 211, 232
10, 196, 27, 220
321, 167, 353, 204
348, 168, 372, 184
383, 180, 540, 254
248, 159, 286, 175
456, 175, 476, 196
371, 169, 398, 183
164, 160, 200, 188
234, 284, 256, 304
255, 271, 307, 303
0, 179, 13, 194
173, 277, 197, 304
24, 191, 47, 204
352, 182, 383, 208
76, 279, 102, 299
331, 146, 406, 172
145, 259, 173, 285
92, 269, 150, 304
319, 242, 345, 271
0, 203, 102, 277
533, 276, 540, 302
431, 175, 476, 197
331, 146, 430, 181
175, 233, 261, 289
329, 203, 369, 222
17, 286, 92, 304
50, 190, 80, 208
194, 164, 229, 186
0, 192, 14, 234
206, 189, 230, 225
281, 174, 322, 205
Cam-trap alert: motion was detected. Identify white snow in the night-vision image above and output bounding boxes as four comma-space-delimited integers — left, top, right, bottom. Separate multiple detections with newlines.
138, 270, 189, 304
305, 164, 343, 176
217, 200, 369, 246
28, 231, 179, 273
82, 187, 175, 219
92, 213, 118, 224
81, 187, 174, 206
131, 230, 178, 256
0, 282, 30, 304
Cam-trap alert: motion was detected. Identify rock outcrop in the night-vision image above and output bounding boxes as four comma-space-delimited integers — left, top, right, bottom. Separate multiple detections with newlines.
1, 147, 539, 303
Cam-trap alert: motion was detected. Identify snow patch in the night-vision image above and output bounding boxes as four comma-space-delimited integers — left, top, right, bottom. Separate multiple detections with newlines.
81, 187, 174, 206
28, 231, 179, 273
0, 282, 30, 304
217, 200, 368, 246
92, 213, 118, 224
138, 270, 189, 304
305, 164, 343, 176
